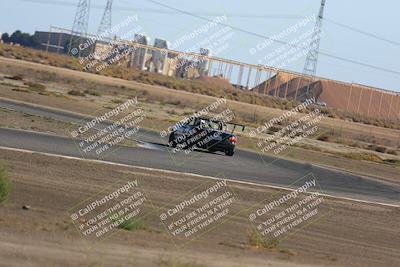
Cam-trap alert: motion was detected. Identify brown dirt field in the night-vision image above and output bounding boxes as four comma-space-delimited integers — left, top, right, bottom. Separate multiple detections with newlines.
0, 107, 71, 137
0, 149, 399, 267
283, 147, 400, 184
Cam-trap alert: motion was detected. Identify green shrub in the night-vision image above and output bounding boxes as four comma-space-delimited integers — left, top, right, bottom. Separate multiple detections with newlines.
373, 146, 387, 154
111, 99, 124, 104
5, 74, 24, 81
267, 126, 281, 134
24, 81, 46, 91
119, 218, 145, 231
68, 90, 85, 96
342, 152, 382, 162
248, 229, 280, 249
109, 212, 145, 231
383, 159, 400, 166
0, 162, 12, 203
83, 89, 101, 96
247, 229, 294, 255
316, 133, 331, 142
167, 99, 181, 106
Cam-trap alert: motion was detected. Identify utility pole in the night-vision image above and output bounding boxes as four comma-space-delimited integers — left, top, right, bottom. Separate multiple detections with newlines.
68, 0, 91, 56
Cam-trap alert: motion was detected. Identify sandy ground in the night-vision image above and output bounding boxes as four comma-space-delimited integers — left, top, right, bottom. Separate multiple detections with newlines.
0, 148, 399, 267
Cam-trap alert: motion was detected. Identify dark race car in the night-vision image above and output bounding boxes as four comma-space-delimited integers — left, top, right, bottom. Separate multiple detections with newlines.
168, 117, 244, 156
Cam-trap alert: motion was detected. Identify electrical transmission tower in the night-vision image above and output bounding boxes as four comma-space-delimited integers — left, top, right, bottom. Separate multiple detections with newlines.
97, 0, 113, 40
303, 0, 326, 98
68, 0, 91, 56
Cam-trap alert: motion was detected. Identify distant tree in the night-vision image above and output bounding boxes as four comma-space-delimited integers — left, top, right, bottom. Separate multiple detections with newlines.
1, 33, 9, 43
9, 30, 24, 44
1, 30, 39, 48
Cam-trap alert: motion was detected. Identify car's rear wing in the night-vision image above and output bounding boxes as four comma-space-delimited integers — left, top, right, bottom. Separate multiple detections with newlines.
227, 122, 245, 133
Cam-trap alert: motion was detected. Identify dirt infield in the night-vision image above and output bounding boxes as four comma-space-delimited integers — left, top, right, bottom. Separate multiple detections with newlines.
0, 148, 399, 267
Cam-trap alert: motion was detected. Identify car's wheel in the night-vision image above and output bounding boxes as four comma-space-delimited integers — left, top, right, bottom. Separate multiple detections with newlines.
225, 149, 234, 156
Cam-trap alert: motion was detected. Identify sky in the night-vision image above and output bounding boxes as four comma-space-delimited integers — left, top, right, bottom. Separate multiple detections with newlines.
1, 0, 400, 92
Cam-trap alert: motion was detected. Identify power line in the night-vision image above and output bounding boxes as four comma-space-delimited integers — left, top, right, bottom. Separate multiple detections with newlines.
15, 0, 400, 47
143, 0, 400, 76
12, 0, 400, 76
14, 0, 305, 19
120, 1, 400, 49
324, 18, 400, 47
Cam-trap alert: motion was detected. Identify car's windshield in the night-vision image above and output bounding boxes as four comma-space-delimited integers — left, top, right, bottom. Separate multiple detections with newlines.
208, 120, 222, 130
195, 119, 222, 130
